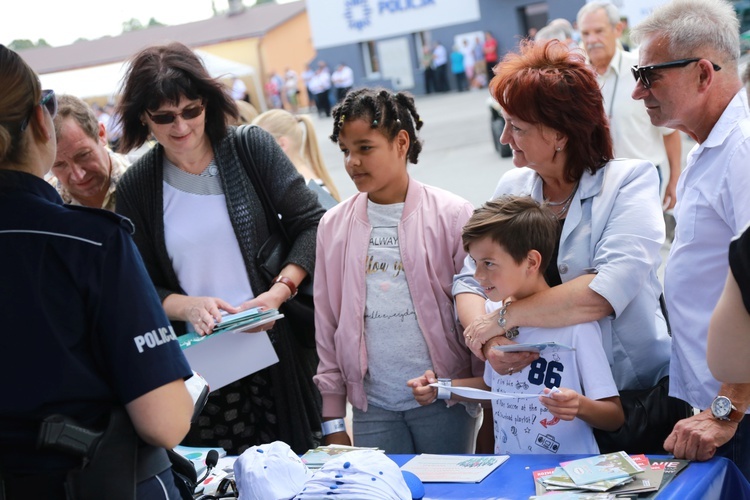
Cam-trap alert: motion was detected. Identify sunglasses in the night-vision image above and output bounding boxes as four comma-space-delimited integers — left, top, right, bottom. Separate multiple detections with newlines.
631, 58, 721, 89
146, 103, 205, 125
19, 89, 57, 132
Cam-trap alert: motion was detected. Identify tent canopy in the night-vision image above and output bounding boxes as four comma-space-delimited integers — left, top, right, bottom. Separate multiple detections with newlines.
39, 50, 257, 101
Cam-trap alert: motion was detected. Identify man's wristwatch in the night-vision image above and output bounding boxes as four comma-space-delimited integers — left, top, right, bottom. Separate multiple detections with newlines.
710, 395, 744, 423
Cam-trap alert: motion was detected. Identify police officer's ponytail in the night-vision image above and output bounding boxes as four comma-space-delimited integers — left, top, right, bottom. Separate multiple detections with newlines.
0, 45, 42, 166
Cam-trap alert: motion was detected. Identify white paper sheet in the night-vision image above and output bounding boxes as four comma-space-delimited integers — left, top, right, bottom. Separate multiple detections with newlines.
181, 330, 279, 390
428, 383, 559, 400
401, 454, 509, 483
492, 342, 576, 353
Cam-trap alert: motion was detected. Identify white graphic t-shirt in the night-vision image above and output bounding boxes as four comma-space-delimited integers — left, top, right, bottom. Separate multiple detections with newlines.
363, 201, 432, 410
483, 301, 618, 455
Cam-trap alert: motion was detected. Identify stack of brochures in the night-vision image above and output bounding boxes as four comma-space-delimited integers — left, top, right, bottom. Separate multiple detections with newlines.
212, 307, 284, 335
178, 307, 283, 348
531, 451, 690, 498
300, 445, 383, 470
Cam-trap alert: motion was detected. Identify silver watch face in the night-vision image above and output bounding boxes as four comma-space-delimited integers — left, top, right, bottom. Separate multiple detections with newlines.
712, 396, 732, 418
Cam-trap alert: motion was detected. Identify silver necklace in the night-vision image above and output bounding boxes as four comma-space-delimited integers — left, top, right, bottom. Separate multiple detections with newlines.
545, 182, 579, 219
545, 182, 578, 206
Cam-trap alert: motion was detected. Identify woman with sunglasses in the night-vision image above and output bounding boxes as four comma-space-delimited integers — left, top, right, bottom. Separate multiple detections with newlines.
0, 45, 194, 498
456, 40, 679, 452
115, 42, 324, 455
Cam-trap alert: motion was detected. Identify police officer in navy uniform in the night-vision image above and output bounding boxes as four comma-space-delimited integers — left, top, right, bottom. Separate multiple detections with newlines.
0, 45, 194, 499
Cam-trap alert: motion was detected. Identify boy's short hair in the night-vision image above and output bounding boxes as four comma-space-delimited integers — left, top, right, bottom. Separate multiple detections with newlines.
462, 195, 559, 271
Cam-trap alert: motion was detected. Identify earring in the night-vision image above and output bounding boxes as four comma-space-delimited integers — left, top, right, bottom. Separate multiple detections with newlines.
556, 147, 562, 151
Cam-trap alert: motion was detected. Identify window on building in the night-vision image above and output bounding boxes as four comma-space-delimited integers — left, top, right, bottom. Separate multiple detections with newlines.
361, 41, 380, 78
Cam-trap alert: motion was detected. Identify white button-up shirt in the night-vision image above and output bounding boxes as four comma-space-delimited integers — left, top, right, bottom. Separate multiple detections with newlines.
666, 90, 750, 410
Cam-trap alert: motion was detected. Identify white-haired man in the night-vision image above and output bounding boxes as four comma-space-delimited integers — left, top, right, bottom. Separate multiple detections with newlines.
632, 0, 750, 478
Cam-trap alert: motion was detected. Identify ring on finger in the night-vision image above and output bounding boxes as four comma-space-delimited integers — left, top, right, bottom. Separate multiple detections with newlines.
508, 367, 514, 375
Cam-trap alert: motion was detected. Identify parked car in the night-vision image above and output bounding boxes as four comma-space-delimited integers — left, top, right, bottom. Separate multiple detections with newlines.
488, 97, 512, 158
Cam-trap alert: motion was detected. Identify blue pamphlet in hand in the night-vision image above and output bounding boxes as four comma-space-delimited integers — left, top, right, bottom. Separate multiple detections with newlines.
492, 342, 575, 353
178, 307, 283, 349
213, 307, 283, 334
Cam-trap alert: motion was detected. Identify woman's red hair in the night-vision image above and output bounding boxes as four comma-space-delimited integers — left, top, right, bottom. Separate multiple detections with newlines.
489, 39, 613, 182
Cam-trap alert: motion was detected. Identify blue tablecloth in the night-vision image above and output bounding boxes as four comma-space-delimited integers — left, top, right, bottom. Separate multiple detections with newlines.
389, 454, 750, 499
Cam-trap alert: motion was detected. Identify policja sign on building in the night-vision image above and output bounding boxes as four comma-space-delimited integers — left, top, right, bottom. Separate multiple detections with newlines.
307, 0, 481, 49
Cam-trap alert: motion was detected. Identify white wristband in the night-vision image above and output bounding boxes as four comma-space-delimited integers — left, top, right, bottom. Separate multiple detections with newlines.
436, 378, 452, 400
321, 419, 346, 436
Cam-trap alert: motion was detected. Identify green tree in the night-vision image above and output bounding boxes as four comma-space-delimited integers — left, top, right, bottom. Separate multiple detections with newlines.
8, 39, 51, 51
9, 40, 35, 51
147, 17, 165, 28
122, 18, 144, 32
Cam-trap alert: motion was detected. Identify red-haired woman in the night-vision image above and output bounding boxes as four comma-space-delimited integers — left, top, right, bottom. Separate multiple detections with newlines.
456, 40, 675, 449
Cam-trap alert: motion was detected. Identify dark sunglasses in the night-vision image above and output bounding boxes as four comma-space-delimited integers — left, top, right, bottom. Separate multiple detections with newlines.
146, 103, 205, 125
19, 89, 57, 132
631, 58, 721, 89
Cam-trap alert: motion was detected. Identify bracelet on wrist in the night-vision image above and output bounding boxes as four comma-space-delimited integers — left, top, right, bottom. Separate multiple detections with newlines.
321, 418, 346, 436
271, 275, 298, 301
497, 300, 519, 340
436, 378, 452, 400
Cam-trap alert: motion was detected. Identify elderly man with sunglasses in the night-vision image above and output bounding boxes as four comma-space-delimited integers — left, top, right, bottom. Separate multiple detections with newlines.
49, 94, 131, 211
577, 1, 683, 210
631, 0, 750, 479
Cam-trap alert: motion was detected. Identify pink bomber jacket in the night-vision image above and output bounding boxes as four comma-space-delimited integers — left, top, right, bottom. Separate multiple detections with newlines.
313, 176, 483, 418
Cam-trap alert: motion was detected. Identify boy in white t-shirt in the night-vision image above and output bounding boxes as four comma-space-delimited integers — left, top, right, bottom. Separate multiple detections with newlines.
408, 196, 623, 454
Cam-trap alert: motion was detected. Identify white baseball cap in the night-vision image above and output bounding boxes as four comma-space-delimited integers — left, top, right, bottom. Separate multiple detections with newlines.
234, 441, 312, 500
294, 449, 424, 499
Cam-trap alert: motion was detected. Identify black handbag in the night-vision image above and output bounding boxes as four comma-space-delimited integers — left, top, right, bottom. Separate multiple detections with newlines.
594, 296, 693, 454
235, 126, 316, 349
593, 375, 693, 454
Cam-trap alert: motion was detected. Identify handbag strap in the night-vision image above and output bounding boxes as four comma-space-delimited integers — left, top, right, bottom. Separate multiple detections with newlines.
235, 125, 291, 246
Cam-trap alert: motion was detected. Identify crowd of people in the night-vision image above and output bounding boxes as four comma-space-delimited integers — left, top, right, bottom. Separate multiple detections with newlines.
3, 0, 750, 497
425, 33, 499, 94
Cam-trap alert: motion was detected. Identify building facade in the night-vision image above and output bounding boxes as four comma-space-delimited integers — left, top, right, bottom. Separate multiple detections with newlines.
306, 0, 586, 94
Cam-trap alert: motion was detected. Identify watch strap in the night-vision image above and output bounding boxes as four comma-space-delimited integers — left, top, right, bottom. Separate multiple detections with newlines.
272, 275, 298, 300
727, 406, 745, 423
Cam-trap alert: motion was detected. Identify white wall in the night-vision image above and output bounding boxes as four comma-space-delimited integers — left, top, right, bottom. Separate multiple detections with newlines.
591, 0, 671, 26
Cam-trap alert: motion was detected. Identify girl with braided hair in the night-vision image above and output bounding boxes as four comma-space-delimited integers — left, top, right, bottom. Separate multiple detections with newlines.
313, 88, 483, 453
